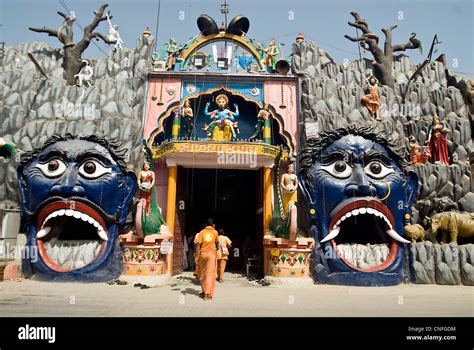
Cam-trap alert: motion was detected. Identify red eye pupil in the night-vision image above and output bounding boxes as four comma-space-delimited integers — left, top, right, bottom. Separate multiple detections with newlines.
48, 160, 59, 171
84, 162, 96, 174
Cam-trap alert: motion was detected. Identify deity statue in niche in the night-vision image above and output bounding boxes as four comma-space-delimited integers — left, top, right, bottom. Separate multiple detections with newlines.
181, 100, 194, 140
203, 94, 239, 141
249, 104, 271, 142
427, 115, 450, 165
361, 75, 381, 120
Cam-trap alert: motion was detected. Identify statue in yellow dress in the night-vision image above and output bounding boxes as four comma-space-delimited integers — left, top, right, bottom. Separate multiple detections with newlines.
203, 94, 239, 141
281, 164, 298, 217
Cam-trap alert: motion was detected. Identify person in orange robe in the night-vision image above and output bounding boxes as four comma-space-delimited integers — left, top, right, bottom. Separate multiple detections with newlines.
216, 229, 232, 283
195, 219, 219, 300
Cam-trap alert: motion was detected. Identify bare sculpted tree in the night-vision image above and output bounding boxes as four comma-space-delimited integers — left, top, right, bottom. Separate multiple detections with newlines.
344, 12, 422, 88
29, 4, 116, 85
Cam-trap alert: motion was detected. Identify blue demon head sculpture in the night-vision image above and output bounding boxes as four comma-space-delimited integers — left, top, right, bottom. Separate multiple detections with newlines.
298, 124, 418, 286
17, 135, 136, 281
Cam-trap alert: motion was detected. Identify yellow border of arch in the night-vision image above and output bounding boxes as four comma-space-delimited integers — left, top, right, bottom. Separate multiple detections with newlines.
181, 33, 265, 70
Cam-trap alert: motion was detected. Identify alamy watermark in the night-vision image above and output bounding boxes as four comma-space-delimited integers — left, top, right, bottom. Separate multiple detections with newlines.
0, 243, 38, 263
217, 150, 257, 169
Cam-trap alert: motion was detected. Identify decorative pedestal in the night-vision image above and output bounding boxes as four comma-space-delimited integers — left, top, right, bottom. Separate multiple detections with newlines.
119, 234, 173, 286
263, 235, 314, 286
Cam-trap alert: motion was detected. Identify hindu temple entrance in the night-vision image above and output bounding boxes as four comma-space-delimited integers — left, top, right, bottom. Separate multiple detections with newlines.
183, 168, 263, 272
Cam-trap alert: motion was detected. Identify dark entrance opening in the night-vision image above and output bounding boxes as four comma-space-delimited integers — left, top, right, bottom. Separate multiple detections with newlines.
183, 168, 262, 273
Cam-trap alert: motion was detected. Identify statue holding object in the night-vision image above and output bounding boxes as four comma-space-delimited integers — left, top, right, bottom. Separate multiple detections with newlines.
281, 164, 298, 220
137, 161, 155, 216
264, 39, 279, 72
106, 11, 124, 50
249, 104, 271, 141
427, 115, 450, 165
135, 149, 167, 237
361, 75, 381, 120
203, 94, 239, 141
181, 100, 194, 140
408, 136, 430, 165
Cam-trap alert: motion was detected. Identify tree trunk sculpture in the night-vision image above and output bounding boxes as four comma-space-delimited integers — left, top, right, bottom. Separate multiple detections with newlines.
29, 4, 116, 85
344, 11, 420, 88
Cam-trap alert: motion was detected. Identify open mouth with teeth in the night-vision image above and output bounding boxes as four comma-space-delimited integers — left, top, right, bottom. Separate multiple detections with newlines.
35, 201, 108, 272
324, 199, 409, 272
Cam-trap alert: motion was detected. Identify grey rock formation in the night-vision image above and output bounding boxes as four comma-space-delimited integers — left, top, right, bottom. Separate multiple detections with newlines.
411, 242, 473, 285
293, 40, 473, 285
0, 35, 155, 208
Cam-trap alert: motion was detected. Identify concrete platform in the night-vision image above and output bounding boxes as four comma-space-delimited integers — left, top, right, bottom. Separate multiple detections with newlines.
0, 272, 472, 317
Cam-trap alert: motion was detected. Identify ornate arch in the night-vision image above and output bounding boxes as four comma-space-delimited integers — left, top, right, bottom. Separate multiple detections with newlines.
181, 33, 265, 70
146, 85, 295, 155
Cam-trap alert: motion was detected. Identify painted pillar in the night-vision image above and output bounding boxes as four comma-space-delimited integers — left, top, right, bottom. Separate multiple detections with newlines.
166, 160, 178, 275
263, 166, 272, 232
263, 118, 272, 144
263, 166, 273, 277
171, 111, 180, 140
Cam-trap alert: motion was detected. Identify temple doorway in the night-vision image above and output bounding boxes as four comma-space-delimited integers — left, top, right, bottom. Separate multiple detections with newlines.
183, 168, 263, 273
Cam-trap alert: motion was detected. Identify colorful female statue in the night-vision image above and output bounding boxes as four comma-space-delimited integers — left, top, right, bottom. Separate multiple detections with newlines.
137, 161, 155, 216
136, 155, 167, 236
203, 94, 239, 141
264, 39, 279, 72
281, 164, 298, 218
181, 100, 194, 139
249, 104, 271, 141
427, 115, 450, 165
361, 75, 381, 120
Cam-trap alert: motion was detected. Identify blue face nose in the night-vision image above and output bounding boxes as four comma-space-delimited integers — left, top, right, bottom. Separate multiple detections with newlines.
50, 167, 86, 197
344, 164, 377, 197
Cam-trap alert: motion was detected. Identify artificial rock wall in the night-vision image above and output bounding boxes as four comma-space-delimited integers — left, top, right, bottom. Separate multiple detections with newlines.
0, 34, 155, 208
292, 40, 474, 285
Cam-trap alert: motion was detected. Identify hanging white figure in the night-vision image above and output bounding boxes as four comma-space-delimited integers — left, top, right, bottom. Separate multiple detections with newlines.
74, 60, 94, 87
106, 12, 124, 50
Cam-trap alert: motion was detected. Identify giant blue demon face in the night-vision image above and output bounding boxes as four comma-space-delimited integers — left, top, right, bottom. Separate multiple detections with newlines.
299, 126, 418, 286
17, 136, 136, 281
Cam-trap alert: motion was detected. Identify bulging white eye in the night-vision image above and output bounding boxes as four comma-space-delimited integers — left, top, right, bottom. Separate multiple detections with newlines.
320, 161, 352, 179
364, 161, 394, 179
78, 160, 111, 179
36, 159, 67, 178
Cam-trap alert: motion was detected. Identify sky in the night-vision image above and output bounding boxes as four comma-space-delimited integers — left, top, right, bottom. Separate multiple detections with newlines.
1, 0, 473, 77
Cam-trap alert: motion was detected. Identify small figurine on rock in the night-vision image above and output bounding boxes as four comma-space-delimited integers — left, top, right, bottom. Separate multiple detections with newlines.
74, 59, 94, 87
408, 136, 430, 165
361, 75, 381, 120
427, 115, 450, 165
